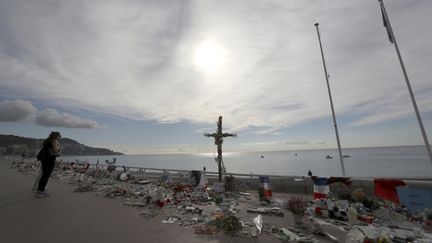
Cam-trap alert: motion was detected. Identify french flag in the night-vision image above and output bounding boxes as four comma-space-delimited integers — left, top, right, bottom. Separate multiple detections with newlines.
259, 176, 272, 200
312, 177, 330, 199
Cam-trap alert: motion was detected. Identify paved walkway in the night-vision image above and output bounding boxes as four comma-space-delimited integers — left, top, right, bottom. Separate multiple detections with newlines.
0, 162, 281, 243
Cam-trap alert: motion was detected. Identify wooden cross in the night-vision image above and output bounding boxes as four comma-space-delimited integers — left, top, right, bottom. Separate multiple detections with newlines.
204, 116, 236, 182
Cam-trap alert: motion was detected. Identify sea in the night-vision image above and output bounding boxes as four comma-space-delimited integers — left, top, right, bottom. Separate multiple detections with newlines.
60, 145, 432, 178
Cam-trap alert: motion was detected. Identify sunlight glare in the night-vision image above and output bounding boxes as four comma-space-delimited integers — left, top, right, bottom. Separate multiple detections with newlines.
194, 41, 226, 74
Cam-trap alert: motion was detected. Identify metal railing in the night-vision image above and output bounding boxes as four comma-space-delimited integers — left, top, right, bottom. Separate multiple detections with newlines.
69, 162, 432, 181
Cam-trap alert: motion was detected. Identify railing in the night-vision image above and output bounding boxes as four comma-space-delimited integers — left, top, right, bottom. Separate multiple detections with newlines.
71, 162, 432, 181
10, 158, 432, 194
85, 163, 291, 179
11, 156, 432, 181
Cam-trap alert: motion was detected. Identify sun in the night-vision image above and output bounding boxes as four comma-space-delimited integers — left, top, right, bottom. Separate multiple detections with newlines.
193, 40, 226, 74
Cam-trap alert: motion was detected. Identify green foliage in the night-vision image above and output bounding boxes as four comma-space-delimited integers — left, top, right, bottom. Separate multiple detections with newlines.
350, 188, 380, 211
361, 197, 380, 211
337, 191, 354, 202
222, 215, 242, 235
425, 209, 432, 221
352, 188, 366, 203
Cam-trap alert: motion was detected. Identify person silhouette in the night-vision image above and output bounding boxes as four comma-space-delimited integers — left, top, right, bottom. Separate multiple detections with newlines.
34, 131, 61, 198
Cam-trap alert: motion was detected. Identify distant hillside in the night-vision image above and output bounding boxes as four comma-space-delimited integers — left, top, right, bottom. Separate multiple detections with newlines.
0, 134, 123, 156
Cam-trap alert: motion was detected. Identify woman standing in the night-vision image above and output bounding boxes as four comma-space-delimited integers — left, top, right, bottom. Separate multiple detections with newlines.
34, 131, 61, 198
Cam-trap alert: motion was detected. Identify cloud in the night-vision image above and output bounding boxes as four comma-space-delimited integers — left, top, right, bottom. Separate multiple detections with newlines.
35, 108, 100, 128
0, 100, 36, 121
241, 139, 327, 146
0, 99, 102, 128
350, 93, 432, 126
0, 0, 431, 132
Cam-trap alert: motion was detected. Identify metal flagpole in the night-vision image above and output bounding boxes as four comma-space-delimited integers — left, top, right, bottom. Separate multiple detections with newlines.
314, 23, 346, 177
379, 0, 432, 164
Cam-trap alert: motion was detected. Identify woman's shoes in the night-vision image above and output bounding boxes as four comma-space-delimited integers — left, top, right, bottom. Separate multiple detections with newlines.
35, 190, 50, 198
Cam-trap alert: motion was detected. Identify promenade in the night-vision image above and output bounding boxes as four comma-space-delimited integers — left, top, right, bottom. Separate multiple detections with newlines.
3, 158, 321, 243
0, 162, 285, 243
8, 156, 432, 242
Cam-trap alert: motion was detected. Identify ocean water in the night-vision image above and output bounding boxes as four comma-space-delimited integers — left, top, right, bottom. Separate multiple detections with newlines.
60, 145, 432, 178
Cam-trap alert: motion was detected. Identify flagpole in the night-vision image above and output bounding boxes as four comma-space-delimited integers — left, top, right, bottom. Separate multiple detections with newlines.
379, 0, 432, 165
314, 23, 346, 177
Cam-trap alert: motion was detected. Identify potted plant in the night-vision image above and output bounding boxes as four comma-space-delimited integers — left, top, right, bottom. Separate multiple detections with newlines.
288, 196, 308, 225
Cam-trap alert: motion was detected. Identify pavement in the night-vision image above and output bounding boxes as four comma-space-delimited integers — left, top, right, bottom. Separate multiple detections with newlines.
0, 161, 293, 243
3, 157, 432, 243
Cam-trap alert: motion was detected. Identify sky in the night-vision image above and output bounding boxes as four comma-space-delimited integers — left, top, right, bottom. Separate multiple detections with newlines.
0, 0, 431, 154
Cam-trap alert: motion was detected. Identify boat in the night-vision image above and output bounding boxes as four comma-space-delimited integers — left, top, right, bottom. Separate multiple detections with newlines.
260, 155, 264, 158
342, 154, 351, 158
326, 155, 333, 159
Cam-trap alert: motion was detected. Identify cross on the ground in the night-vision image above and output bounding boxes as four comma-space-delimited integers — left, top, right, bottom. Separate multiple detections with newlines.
204, 116, 236, 182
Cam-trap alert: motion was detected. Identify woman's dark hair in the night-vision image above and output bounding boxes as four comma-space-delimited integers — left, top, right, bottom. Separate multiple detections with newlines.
43, 131, 61, 147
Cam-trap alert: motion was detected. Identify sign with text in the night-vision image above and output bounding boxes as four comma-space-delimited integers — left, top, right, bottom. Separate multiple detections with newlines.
396, 187, 432, 212
212, 182, 225, 193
